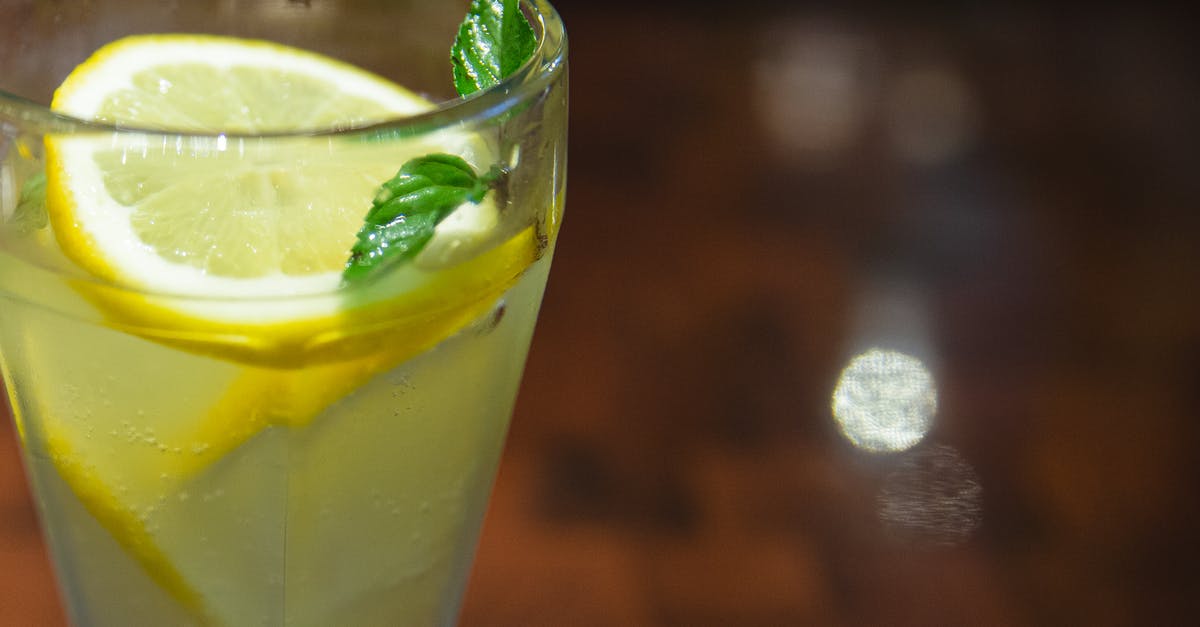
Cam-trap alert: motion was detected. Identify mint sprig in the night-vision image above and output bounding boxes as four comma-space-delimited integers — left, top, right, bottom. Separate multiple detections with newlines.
343, 155, 501, 282
343, 0, 535, 283
452, 0, 537, 96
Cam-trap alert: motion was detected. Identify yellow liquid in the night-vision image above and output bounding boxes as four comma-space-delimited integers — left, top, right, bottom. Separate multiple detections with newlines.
0, 245, 553, 625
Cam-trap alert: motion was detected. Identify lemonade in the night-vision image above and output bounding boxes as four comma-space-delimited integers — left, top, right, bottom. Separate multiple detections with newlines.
0, 1, 567, 624
1, 251, 553, 625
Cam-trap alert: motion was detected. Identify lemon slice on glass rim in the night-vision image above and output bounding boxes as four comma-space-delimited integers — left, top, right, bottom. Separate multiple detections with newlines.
45, 33, 534, 367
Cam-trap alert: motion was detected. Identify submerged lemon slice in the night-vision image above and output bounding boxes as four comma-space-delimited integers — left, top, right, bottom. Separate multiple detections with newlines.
35, 34, 537, 621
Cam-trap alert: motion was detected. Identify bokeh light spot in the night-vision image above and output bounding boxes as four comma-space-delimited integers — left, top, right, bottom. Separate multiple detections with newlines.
754, 24, 878, 167
885, 66, 978, 167
831, 349, 935, 452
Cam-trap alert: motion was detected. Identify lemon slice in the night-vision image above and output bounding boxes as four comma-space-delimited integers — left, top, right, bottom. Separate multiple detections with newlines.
44, 34, 523, 366
48, 34, 435, 295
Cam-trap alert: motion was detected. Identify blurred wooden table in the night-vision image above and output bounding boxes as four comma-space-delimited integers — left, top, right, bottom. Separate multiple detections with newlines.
3, 2, 1199, 625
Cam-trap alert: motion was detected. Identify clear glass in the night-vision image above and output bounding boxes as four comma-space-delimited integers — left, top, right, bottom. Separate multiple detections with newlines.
0, 1, 567, 625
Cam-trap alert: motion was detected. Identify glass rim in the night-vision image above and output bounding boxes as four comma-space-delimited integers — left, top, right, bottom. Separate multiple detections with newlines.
0, 0, 568, 139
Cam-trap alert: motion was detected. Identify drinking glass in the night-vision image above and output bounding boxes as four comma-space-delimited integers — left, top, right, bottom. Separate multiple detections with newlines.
0, 1, 567, 625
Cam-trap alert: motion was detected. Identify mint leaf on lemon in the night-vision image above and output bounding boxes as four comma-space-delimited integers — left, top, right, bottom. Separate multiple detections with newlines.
345, 0, 536, 282
343, 154, 502, 282
452, 0, 537, 96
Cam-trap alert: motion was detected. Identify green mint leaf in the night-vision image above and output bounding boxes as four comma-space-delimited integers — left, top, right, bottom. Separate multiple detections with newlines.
451, 0, 537, 96
343, 2, 536, 282
342, 154, 500, 283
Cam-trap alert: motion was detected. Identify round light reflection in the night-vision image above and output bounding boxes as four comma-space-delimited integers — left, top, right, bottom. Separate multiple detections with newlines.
831, 349, 935, 452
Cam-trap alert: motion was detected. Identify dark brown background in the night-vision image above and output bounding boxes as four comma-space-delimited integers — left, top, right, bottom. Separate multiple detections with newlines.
3, 1, 1199, 625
